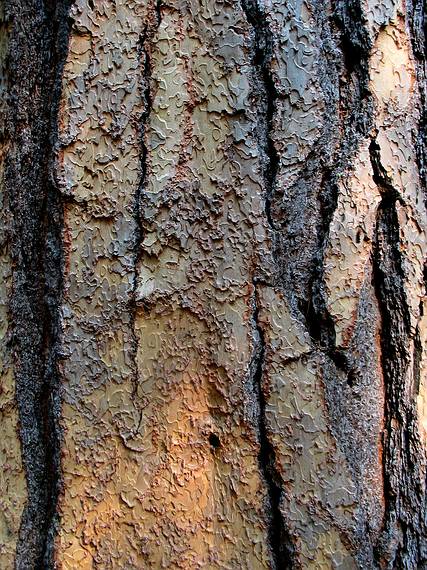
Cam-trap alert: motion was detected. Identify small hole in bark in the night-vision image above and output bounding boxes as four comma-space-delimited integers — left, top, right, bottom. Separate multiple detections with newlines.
356, 230, 362, 244
208, 433, 221, 449
88, 0, 94, 9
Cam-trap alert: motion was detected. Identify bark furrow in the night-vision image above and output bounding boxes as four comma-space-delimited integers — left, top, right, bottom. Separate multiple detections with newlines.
252, 285, 292, 570
240, 0, 279, 233
407, 0, 426, 206
370, 137, 427, 568
129, 0, 163, 434
4, 1, 72, 567
302, 0, 373, 374
240, 2, 293, 566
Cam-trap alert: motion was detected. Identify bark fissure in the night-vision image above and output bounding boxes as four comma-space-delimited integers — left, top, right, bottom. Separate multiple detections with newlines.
407, 0, 427, 206
240, 0, 278, 233
300, 1, 373, 378
302, 167, 343, 366
129, 1, 162, 426
241, 3, 294, 566
252, 285, 293, 570
4, 1, 73, 567
370, 137, 427, 568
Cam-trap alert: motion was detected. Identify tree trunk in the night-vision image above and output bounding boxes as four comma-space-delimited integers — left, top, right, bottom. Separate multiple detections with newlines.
0, 0, 426, 568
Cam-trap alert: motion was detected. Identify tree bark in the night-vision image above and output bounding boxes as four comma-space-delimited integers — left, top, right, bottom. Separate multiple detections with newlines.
0, 0, 426, 568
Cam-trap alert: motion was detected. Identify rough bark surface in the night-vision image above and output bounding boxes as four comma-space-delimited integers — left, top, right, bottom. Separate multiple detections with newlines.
0, 0, 426, 569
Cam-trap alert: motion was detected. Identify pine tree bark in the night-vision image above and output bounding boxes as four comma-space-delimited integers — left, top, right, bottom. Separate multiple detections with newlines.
0, 0, 426, 568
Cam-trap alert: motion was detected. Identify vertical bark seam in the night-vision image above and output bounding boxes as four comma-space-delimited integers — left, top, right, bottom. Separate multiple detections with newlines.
239, 0, 278, 234
239, 1, 294, 565
251, 284, 293, 570
129, 0, 163, 434
302, 0, 373, 377
407, 0, 427, 207
5, 1, 73, 567
370, 136, 427, 568
41, 5, 74, 565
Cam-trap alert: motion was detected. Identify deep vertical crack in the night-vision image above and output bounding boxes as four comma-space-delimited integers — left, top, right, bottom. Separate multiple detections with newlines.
407, 0, 427, 206
251, 285, 293, 570
240, 1, 293, 566
4, 1, 73, 567
240, 0, 278, 233
300, 0, 373, 376
129, 0, 162, 433
370, 137, 427, 568
41, 3, 74, 565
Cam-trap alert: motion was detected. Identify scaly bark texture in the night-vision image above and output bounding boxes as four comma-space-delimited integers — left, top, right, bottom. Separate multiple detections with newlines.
0, 5, 26, 568
0, 0, 426, 568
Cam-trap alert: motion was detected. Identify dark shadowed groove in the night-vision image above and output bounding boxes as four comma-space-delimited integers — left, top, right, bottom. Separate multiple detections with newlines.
252, 285, 293, 570
413, 323, 422, 397
4, 0, 73, 567
240, 1, 293, 566
129, 0, 162, 430
370, 138, 427, 568
41, 3, 74, 565
299, 0, 374, 377
333, 0, 371, 73
407, 0, 427, 206
240, 0, 278, 233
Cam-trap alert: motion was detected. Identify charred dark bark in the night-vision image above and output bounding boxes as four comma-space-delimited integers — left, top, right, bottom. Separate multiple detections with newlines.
3, 1, 72, 567
407, 0, 427, 206
370, 138, 427, 569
